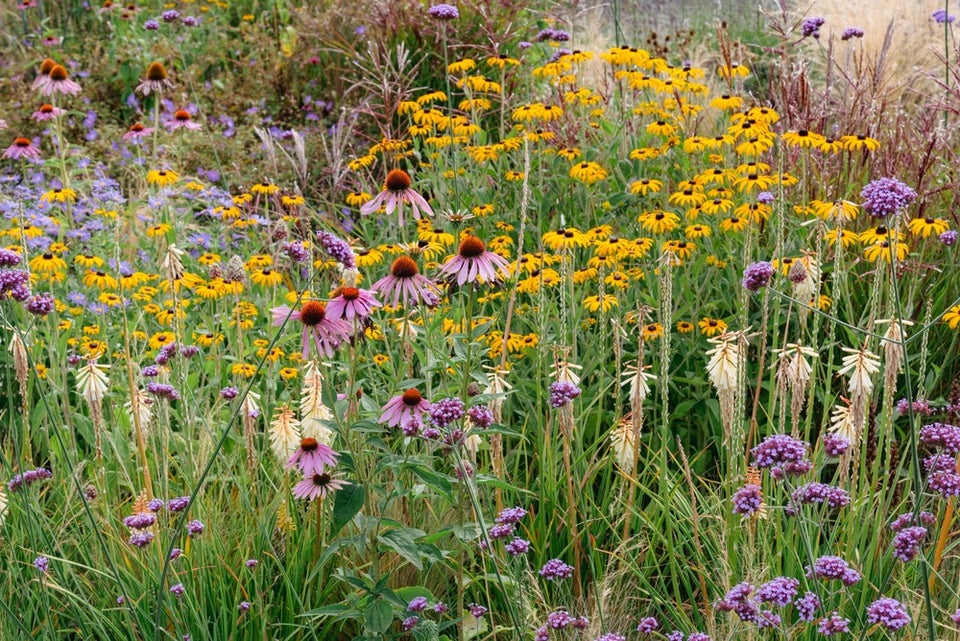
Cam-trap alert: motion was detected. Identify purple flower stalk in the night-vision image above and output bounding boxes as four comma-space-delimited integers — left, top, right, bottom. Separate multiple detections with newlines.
841, 27, 864, 40
822, 432, 850, 457
800, 16, 825, 38
505, 537, 530, 555
316, 231, 356, 269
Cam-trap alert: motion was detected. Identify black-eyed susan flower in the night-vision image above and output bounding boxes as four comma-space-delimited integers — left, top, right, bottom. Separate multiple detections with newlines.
859, 226, 897, 245
812, 199, 859, 222
864, 240, 909, 263
639, 210, 680, 234
907, 217, 949, 238
282, 195, 305, 207
40, 188, 78, 203
719, 216, 750, 233
83, 270, 118, 290
630, 178, 662, 195
557, 147, 581, 161
543, 227, 590, 251
710, 94, 744, 110
147, 169, 178, 186
504, 170, 524, 182
629, 147, 661, 161
781, 129, 826, 148
583, 293, 618, 313
701, 198, 734, 216
943, 305, 960, 329
569, 161, 607, 184
148, 331, 175, 350
677, 320, 694, 333
30, 252, 67, 273
733, 173, 775, 194
685, 224, 712, 239
642, 322, 663, 341
146, 223, 171, 238
604, 271, 629, 290
699, 317, 727, 337
839, 134, 879, 152
825, 229, 859, 248
646, 119, 676, 136
250, 268, 284, 287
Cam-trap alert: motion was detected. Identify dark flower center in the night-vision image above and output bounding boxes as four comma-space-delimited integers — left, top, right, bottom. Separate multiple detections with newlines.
40, 59, 56, 75
385, 168, 411, 192
300, 437, 318, 452
14, 138, 31, 147
798, 130, 809, 136
341, 287, 360, 300
390, 256, 419, 278
130, 123, 145, 132
40, 104, 54, 113
311, 472, 332, 486
42, 252, 53, 259
402, 389, 422, 406
174, 110, 191, 121
458, 236, 486, 258
299, 300, 326, 326
49, 65, 68, 81
146, 62, 167, 81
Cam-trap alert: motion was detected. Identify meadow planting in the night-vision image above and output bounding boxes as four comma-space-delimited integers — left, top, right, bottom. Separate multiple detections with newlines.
1, 1, 960, 640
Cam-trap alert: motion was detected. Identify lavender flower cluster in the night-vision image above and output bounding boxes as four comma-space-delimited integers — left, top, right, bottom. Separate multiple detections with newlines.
741, 261, 774, 292
549, 381, 581, 408
805, 555, 861, 586
7, 467, 53, 492
860, 177, 917, 217
800, 16, 825, 38
485, 506, 530, 556
750, 434, 811, 477
790, 482, 850, 510
316, 230, 356, 269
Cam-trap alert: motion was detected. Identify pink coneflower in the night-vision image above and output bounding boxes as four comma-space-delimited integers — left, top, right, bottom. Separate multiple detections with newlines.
271, 300, 352, 359
4, 138, 42, 161
292, 471, 349, 500
31, 58, 57, 92
379, 388, 433, 428
39, 64, 82, 97
122, 123, 154, 142
32, 104, 64, 122
436, 236, 511, 286
372, 256, 441, 309
166, 109, 202, 132
325, 286, 381, 322
286, 437, 339, 476
136, 61, 173, 96
360, 169, 434, 224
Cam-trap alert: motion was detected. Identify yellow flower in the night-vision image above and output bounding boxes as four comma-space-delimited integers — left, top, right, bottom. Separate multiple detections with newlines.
251, 182, 280, 195
630, 178, 663, 195
447, 58, 476, 74
639, 210, 680, 234
35, 363, 48, 378
83, 270, 119, 290
943, 305, 960, 329
685, 224, 712, 239
719, 216, 750, 233
282, 195, 305, 207
825, 229, 859, 248
98, 292, 123, 307
840, 134, 880, 152
194, 332, 224, 347
30, 252, 67, 273
733, 173, 775, 194
629, 147, 661, 161
557, 148, 581, 161
709, 94, 743, 110
699, 317, 727, 337
907, 217, 949, 238
504, 170, 525, 182
863, 240, 909, 263
148, 331, 176, 350
40, 188, 78, 203
147, 169, 178, 186
232, 363, 257, 378
279, 367, 299, 380
860, 226, 898, 245
569, 161, 608, 185
198, 253, 221, 266
583, 293, 618, 313
642, 322, 663, 341
676, 320, 694, 333
781, 130, 825, 148
701, 198, 734, 216
542, 227, 589, 250
811, 200, 859, 222
646, 119, 676, 136
74, 254, 104, 268
146, 223, 171, 238
250, 268, 284, 287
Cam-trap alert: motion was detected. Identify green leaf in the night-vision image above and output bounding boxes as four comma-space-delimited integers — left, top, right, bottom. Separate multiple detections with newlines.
331, 483, 365, 537
410, 464, 452, 497
363, 598, 394, 634
379, 528, 424, 570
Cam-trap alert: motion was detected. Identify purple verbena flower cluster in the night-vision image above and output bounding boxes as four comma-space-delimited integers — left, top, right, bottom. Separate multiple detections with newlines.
428, 397, 465, 427
731, 484, 763, 515
806, 555, 861, 586
790, 482, 850, 509
316, 230, 356, 269
549, 381, 581, 408
865, 597, 911, 631
8, 467, 52, 493
800, 16, 825, 38
742, 261, 774, 292
860, 177, 917, 217
891, 526, 927, 562
539, 558, 574, 581
841, 27, 864, 40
